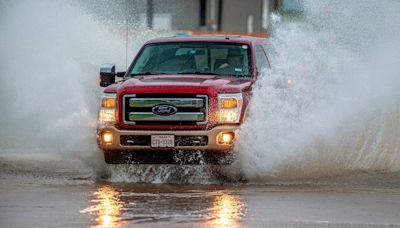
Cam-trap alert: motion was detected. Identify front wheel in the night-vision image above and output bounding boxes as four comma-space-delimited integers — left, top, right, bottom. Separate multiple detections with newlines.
103, 150, 236, 165
104, 151, 125, 164
204, 151, 236, 165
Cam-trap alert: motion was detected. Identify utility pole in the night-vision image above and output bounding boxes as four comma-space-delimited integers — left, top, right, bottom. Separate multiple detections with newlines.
273, 0, 283, 12
146, 0, 154, 29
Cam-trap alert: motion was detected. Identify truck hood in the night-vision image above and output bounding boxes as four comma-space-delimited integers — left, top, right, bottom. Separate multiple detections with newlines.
104, 74, 253, 94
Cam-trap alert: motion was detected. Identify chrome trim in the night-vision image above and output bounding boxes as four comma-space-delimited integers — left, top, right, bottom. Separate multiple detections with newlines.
102, 93, 117, 99
196, 94, 208, 125
122, 94, 208, 125
123, 94, 136, 125
129, 98, 204, 108
152, 105, 178, 116
99, 93, 117, 126
100, 63, 115, 73
129, 112, 205, 121
217, 93, 242, 123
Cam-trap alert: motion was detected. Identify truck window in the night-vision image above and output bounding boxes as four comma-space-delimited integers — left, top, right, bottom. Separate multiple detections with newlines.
255, 45, 269, 73
130, 42, 253, 78
175, 47, 208, 71
263, 44, 277, 65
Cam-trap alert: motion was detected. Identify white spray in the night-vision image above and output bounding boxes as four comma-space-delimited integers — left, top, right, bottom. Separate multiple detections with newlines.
236, 0, 400, 182
0, 0, 163, 175
1, 0, 399, 184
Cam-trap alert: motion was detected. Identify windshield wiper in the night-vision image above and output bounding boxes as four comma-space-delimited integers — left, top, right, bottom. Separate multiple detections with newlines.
176, 72, 252, 78
130, 72, 166, 76
175, 71, 225, 76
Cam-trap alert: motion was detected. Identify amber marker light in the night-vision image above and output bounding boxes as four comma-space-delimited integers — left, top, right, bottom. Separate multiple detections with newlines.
220, 98, 238, 109
101, 97, 116, 108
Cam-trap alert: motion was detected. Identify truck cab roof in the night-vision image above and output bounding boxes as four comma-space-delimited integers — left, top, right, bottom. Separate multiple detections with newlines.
145, 35, 270, 46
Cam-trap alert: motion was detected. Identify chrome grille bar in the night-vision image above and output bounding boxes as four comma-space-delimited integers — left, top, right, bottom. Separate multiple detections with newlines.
129, 112, 205, 122
122, 94, 208, 125
129, 98, 204, 108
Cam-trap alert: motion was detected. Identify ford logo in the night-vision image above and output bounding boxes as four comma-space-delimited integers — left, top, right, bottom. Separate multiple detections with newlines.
152, 105, 178, 116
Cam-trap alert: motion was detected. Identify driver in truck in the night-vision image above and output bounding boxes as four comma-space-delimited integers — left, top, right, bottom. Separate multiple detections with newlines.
215, 48, 245, 76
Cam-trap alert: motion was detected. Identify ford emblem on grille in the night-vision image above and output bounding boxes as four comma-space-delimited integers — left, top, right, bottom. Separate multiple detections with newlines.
152, 105, 178, 116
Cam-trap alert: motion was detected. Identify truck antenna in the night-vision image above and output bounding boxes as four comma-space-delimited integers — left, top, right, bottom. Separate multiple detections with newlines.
125, 0, 129, 70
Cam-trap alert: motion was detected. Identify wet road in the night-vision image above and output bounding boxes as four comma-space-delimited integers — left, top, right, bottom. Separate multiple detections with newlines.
2, 175, 400, 227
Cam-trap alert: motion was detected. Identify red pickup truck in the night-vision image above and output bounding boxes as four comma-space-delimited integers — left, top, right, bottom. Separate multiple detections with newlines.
97, 35, 271, 164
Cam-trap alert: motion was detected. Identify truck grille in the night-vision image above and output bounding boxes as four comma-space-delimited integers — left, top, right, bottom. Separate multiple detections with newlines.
122, 94, 208, 125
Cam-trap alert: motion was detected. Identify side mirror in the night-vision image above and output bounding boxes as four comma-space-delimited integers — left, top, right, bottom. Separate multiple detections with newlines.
99, 63, 115, 87
116, 72, 126, 78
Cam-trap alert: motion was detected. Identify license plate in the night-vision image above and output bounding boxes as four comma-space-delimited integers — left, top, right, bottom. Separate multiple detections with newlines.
151, 135, 175, 148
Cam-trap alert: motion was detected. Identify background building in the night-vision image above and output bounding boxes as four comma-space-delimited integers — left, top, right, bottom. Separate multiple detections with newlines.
141, 0, 303, 33
142, 0, 276, 33
83, 0, 303, 34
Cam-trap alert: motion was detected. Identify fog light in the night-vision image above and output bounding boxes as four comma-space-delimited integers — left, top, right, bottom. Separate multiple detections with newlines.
102, 132, 113, 144
217, 132, 235, 145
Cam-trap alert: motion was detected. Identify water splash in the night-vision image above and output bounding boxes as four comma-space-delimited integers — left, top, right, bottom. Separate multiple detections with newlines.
236, 0, 400, 182
0, 0, 167, 180
1, 0, 399, 185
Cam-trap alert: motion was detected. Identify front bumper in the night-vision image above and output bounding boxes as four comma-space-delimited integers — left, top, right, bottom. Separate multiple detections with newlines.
97, 125, 239, 152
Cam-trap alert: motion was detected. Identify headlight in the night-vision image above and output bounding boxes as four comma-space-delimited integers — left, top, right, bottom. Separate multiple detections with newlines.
99, 93, 116, 125
218, 93, 243, 123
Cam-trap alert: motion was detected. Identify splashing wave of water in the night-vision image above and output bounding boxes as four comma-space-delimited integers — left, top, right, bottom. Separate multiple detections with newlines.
236, 0, 400, 182
1, 0, 399, 185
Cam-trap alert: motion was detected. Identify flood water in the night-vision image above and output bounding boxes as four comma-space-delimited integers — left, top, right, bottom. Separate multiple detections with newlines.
1, 0, 400, 227
1, 158, 400, 227
2, 173, 400, 227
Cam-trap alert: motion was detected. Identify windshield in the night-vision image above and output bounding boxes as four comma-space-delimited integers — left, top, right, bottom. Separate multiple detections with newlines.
130, 42, 252, 78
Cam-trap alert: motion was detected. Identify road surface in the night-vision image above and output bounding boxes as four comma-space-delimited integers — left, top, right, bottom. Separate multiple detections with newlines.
1, 159, 400, 227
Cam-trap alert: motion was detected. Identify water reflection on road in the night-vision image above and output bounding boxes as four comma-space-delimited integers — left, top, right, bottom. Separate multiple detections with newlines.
81, 184, 244, 227
3, 175, 400, 227
208, 194, 244, 228
81, 186, 124, 227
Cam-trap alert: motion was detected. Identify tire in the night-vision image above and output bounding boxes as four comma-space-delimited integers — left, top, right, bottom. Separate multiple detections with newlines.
203, 151, 236, 165
104, 151, 125, 164
103, 150, 236, 165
